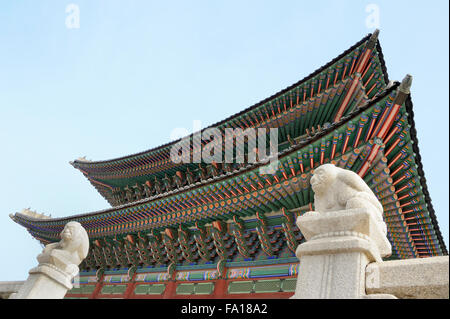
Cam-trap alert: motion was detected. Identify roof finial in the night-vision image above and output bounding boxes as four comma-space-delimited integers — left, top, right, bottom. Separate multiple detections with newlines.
392, 74, 412, 106
399, 74, 413, 95
371, 29, 380, 39
367, 29, 380, 50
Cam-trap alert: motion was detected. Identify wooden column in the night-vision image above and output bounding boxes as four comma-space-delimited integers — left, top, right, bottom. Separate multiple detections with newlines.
91, 274, 104, 299
162, 281, 177, 299
123, 272, 138, 299
162, 269, 177, 299
212, 278, 228, 299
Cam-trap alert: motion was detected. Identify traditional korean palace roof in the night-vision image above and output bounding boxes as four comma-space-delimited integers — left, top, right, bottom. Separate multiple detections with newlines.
11, 31, 447, 289
69, 31, 389, 207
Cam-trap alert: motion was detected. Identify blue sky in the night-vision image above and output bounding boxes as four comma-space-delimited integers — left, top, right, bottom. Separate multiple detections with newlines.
0, 1, 448, 281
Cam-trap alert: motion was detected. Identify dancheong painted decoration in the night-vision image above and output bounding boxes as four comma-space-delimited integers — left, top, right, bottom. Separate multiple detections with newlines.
10, 30, 447, 299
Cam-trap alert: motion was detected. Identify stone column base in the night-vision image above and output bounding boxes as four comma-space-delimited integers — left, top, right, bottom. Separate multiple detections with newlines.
10, 264, 75, 299
291, 208, 394, 299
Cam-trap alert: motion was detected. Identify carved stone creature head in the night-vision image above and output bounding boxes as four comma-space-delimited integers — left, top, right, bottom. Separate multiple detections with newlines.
59, 221, 89, 264
310, 164, 337, 196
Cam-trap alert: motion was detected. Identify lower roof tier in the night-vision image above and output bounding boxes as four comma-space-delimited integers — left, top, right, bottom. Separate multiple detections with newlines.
11, 82, 448, 264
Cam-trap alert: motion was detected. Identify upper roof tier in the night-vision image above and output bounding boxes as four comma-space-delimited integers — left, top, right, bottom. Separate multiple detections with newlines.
71, 31, 389, 207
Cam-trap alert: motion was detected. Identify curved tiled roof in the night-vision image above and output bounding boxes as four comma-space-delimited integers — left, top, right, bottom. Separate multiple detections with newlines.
72, 33, 387, 169
72, 31, 389, 205
404, 95, 448, 255
12, 82, 448, 258
11, 31, 447, 265
16, 83, 398, 224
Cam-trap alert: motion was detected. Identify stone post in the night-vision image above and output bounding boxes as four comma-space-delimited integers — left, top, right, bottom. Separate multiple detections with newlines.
291, 208, 394, 298
10, 221, 89, 299
291, 163, 395, 299
10, 264, 75, 299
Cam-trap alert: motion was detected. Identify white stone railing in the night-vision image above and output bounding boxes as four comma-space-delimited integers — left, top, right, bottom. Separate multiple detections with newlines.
366, 256, 449, 299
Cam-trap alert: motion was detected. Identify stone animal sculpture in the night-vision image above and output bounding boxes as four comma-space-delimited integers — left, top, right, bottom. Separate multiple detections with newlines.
37, 221, 89, 276
9, 221, 89, 299
310, 163, 387, 234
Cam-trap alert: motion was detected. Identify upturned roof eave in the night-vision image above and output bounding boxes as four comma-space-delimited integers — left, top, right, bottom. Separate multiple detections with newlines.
404, 95, 448, 255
